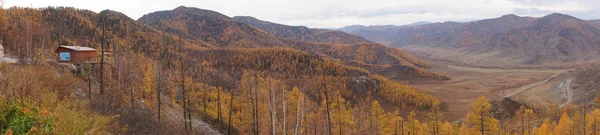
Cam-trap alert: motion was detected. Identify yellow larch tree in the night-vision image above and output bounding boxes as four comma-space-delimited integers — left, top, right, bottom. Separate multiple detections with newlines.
465, 96, 500, 135
586, 109, 600, 135
554, 112, 573, 135
142, 62, 154, 100
370, 100, 386, 135
536, 119, 551, 135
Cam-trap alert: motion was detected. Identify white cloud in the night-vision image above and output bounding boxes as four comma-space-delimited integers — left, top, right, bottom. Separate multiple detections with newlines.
3, 0, 599, 28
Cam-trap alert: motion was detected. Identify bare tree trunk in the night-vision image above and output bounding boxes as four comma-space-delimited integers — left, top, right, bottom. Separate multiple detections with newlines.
204, 84, 207, 113
584, 104, 587, 135
401, 121, 404, 135
324, 88, 332, 135
181, 64, 188, 130
395, 117, 398, 135
228, 87, 235, 134
187, 86, 192, 130
88, 64, 93, 103
114, 45, 120, 92
218, 87, 222, 122
269, 83, 276, 135
129, 60, 134, 109
249, 80, 260, 135
283, 86, 287, 135
369, 105, 373, 135
250, 85, 257, 135
481, 105, 485, 135
156, 64, 162, 121
299, 97, 306, 135
294, 94, 303, 135
337, 92, 343, 135
99, 15, 106, 96
357, 108, 362, 135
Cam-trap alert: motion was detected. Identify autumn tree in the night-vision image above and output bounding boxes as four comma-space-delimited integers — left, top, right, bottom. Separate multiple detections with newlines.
370, 100, 385, 135
408, 111, 421, 135
513, 106, 536, 135
587, 109, 600, 135
465, 96, 500, 135
143, 62, 155, 99
536, 119, 552, 135
554, 112, 573, 135
428, 102, 444, 135
387, 109, 404, 135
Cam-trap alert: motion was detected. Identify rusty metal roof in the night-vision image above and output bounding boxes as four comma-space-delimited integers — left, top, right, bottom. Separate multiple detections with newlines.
59, 45, 97, 51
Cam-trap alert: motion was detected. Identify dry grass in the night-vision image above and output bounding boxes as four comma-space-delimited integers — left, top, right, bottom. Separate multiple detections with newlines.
410, 65, 564, 121
0, 63, 113, 134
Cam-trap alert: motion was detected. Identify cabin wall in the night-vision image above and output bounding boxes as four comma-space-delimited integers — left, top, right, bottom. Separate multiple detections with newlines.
55, 47, 98, 63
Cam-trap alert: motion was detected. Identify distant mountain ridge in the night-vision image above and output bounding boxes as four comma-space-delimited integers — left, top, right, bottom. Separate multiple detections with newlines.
233, 16, 370, 44
465, 13, 600, 65
342, 13, 600, 67
333, 25, 367, 33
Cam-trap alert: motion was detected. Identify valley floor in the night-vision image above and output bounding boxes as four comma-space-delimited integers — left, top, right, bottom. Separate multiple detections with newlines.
410, 65, 569, 121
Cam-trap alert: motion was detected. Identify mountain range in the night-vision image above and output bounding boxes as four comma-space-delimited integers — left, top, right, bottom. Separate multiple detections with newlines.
137, 6, 449, 81
342, 13, 600, 67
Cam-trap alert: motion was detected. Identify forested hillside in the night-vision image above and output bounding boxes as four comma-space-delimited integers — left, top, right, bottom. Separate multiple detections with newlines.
0, 6, 444, 134
138, 6, 450, 81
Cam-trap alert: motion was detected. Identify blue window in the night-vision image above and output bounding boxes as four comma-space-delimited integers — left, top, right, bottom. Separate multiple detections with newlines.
60, 52, 70, 61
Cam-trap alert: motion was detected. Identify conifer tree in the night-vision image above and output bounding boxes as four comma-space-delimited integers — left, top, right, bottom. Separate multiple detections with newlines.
465, 96, 500, 135
554, 112, 573, 135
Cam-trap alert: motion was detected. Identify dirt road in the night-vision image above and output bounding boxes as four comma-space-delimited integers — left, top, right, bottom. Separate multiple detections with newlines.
558, 79, 573, 108
503, 72, 562, 98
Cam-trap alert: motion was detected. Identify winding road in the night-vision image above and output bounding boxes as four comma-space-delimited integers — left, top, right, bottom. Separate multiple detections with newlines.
558, 79, 573, 108
503, 72, 562, 98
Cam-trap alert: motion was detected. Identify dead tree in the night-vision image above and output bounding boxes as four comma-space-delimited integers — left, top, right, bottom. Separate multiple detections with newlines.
228, 87, 236, 134
282, 86, 287, 135
98, 14, 106, 96
128, 54, 135, 109
324, 86, 332, 135
87, 63, 93, 103
218, 87, 222, 122
249, 75, 259, 135
178, 56, 188, 130
268, 79, 277, 135
156, 44, 170, 121
294, 89, 304, 135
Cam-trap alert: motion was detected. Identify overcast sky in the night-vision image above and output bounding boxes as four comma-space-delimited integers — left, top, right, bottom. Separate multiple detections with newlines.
3, 0, 600, 28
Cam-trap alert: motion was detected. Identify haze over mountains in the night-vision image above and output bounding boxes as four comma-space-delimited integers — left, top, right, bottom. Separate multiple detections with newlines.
341, 13, 600, 67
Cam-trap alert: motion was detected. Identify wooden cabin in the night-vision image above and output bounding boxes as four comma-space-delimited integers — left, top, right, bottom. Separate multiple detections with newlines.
55, 46, 98, 63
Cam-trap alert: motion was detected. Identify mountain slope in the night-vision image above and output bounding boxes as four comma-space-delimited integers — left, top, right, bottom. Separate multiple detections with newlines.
233, 16, 369, 44
138, 6, 450, 80
589, 19, 600, 29
349, 14, 535, 48
137, 6, 285, 48
344, 13, 600, 67
465, 13, 600, 65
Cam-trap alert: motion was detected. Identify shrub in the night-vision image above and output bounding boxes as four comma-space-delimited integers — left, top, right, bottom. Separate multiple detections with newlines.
0, 103, 53, 134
